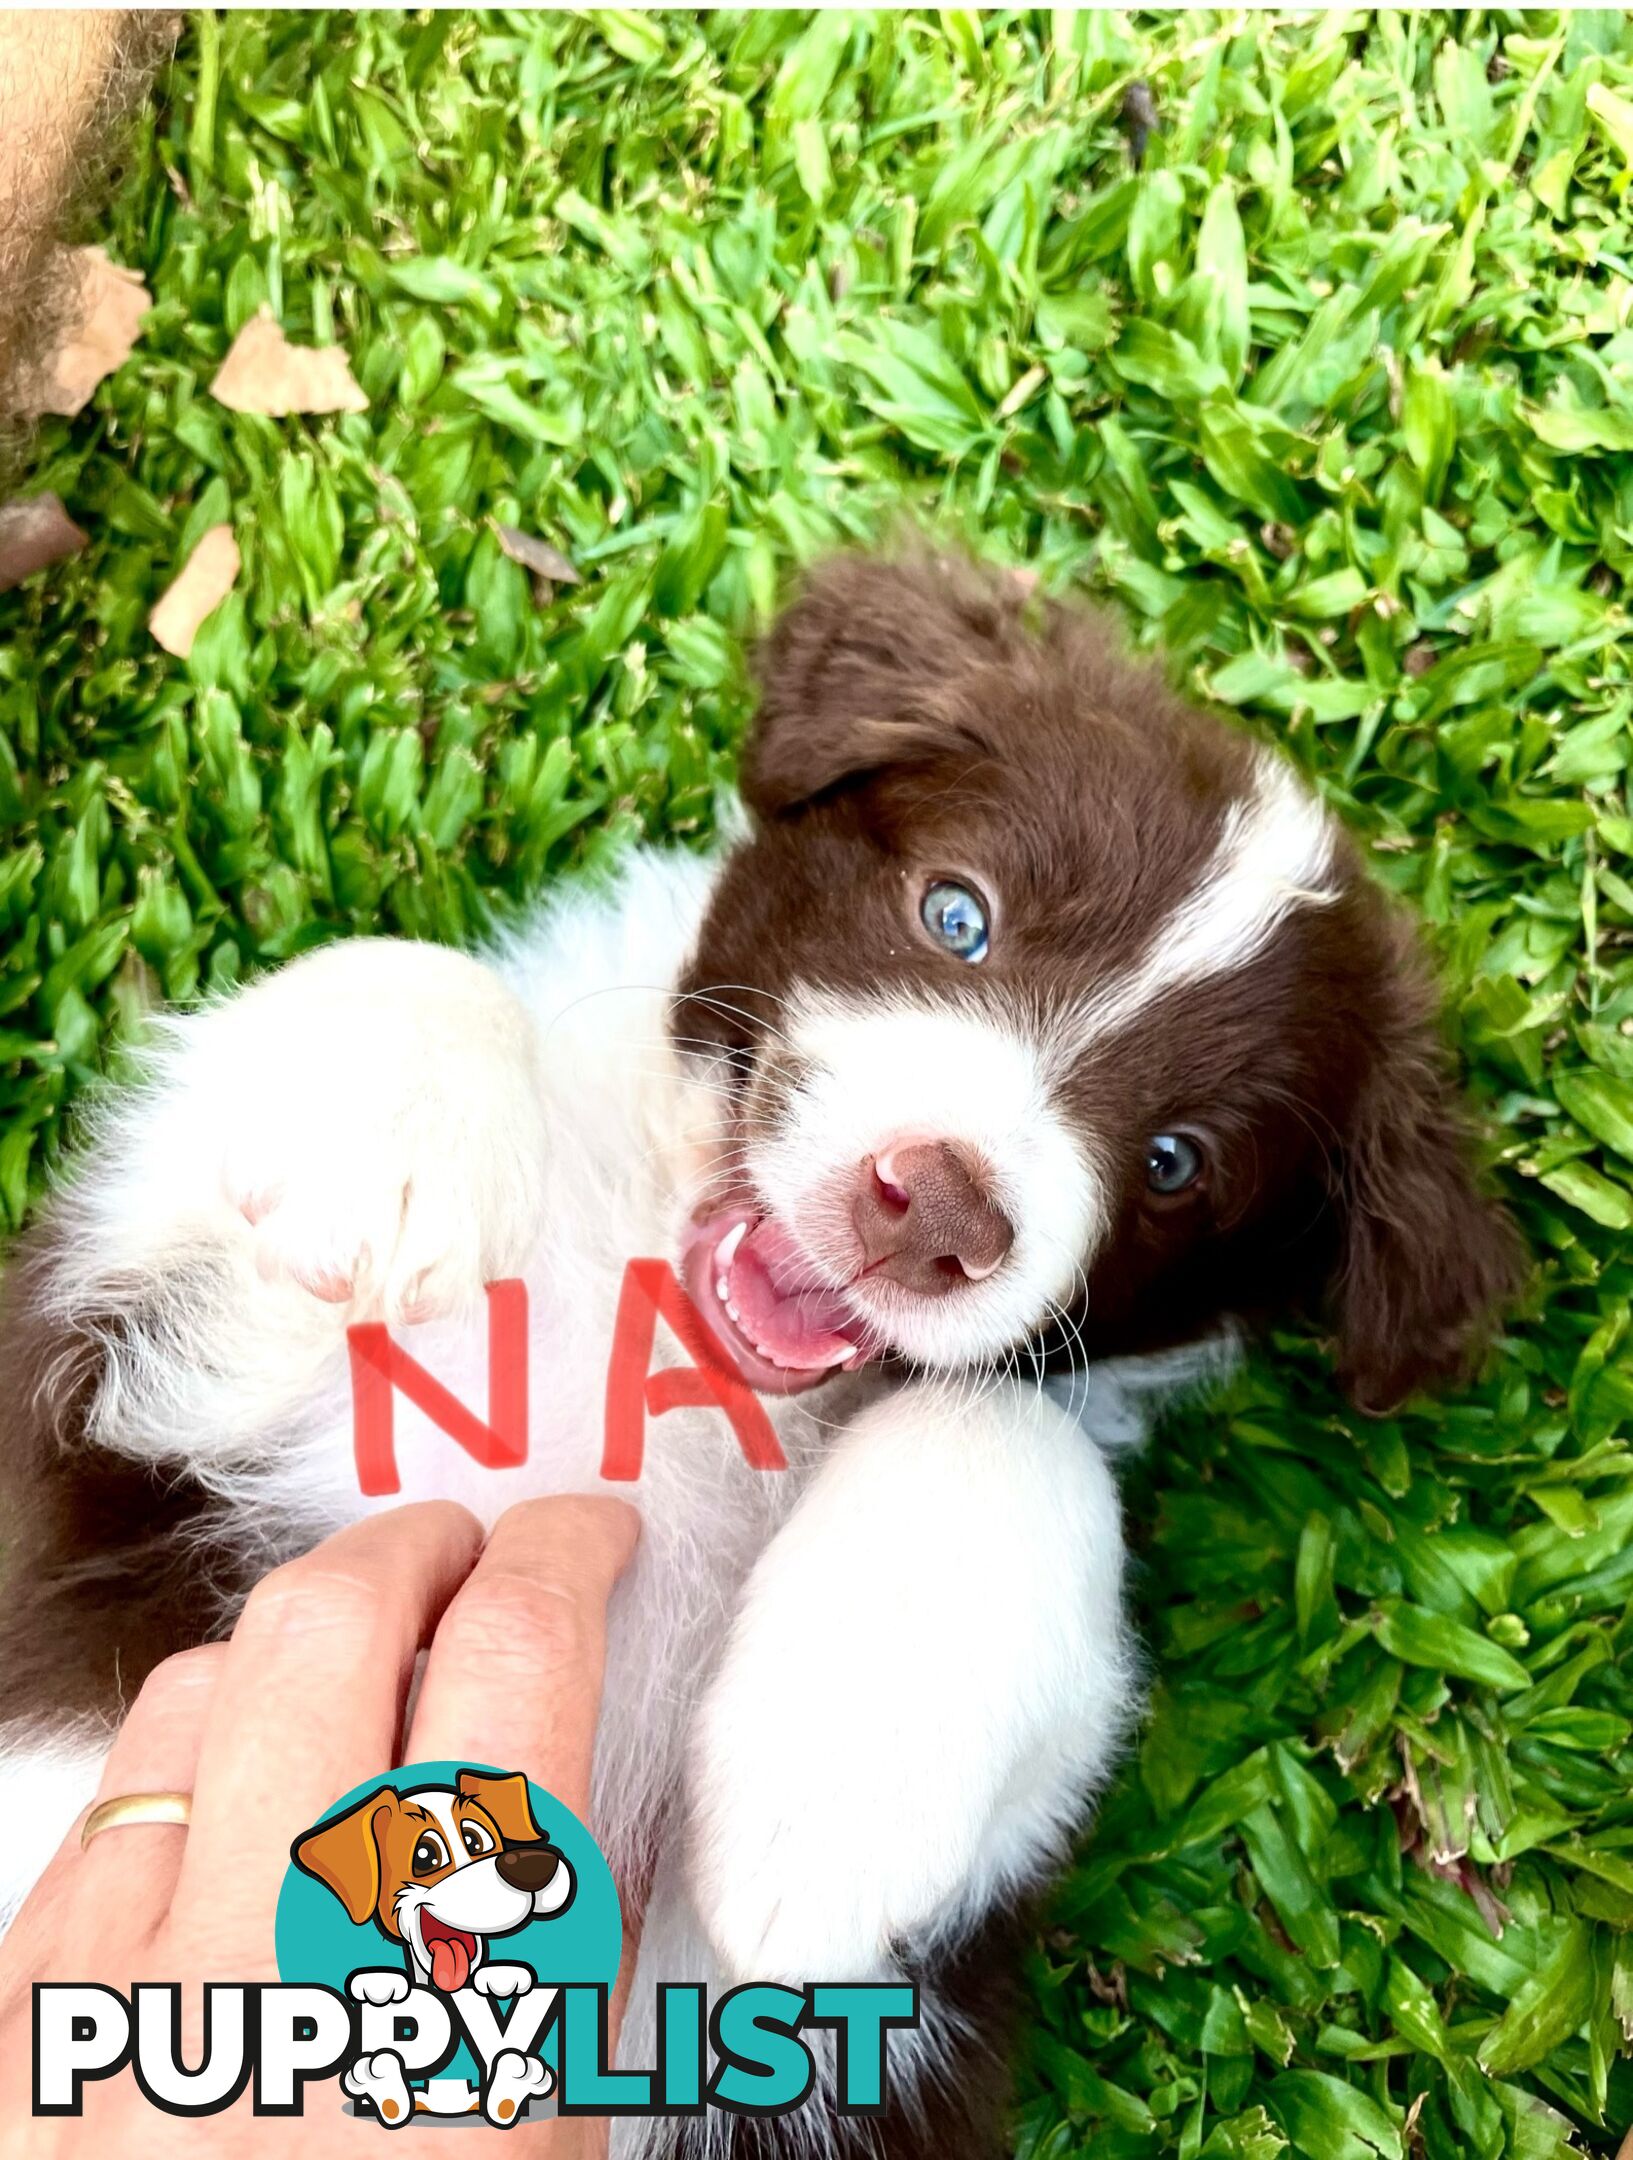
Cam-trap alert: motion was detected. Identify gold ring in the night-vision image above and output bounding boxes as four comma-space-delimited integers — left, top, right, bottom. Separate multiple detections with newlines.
81, 1791, 193, 1847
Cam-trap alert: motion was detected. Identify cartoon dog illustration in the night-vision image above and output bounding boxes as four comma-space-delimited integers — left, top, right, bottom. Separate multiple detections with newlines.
293, 1768, 574, 2127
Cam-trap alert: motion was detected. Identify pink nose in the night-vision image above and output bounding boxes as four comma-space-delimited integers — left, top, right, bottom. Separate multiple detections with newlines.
852, 1142, 1014, 1296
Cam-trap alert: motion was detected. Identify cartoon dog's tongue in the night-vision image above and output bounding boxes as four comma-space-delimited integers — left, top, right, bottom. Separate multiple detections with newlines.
422, 1916, 476, 1992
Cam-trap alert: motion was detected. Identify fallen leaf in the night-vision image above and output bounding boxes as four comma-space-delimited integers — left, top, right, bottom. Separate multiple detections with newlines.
149, 524, 240, 657
28, 246, 150, 418
1121, 80, 1159, 166
210, 310, 369, 416
493, 522, 581, 584
494, 521, 583, 604
1261, 520, 1297, 560
0, 493, 88, 591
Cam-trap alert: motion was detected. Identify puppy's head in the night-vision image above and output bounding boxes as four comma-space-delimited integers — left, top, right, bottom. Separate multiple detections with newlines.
292, 1770, 574, 1990
673, 552, 1522, 1412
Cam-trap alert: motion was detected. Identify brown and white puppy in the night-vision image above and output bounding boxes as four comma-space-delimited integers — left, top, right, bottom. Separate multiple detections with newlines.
0, 551, 1520, 2160
674, 551, 1519, 1411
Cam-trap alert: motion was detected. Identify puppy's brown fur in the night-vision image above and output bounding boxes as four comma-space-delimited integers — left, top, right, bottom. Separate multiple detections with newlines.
680, 551, 1522, 1411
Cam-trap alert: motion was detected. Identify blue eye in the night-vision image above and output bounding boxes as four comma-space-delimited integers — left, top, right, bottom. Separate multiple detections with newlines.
1147, 1133, 1204, 1195
920, 880, 990, 963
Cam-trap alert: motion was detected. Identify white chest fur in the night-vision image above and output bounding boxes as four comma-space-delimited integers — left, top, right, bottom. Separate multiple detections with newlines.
3, 843, 1159, 2160
196, 849, 861, 1879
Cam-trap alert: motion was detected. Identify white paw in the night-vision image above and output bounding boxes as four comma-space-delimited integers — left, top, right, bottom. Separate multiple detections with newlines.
687, 1381, 1134, 1986
687, 1591, 938, 1982
689, 1758, 896, 1986
200, 938, 546, 1321
470, 1962, 533, 1999
347, 1969, 412, 2007
343, 2048, 414, 2126
484, 2048, 552, 2124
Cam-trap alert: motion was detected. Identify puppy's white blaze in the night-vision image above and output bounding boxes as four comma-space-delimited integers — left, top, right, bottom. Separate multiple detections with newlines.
752, 990, 1106, 1367
1058, 752, 1337, 1062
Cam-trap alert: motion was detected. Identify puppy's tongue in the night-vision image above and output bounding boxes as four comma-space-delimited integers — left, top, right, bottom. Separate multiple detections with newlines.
681, 1208, 870, 1396
727, 1217, 860, 1362
423, 1922, 475, 1992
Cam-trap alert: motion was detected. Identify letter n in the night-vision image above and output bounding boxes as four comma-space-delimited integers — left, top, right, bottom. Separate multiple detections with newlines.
350, 1281, 529, 1497
602, 1260, 786, 1481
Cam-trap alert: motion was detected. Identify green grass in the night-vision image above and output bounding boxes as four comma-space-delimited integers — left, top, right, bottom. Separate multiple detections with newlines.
6, 8, 1633, 2155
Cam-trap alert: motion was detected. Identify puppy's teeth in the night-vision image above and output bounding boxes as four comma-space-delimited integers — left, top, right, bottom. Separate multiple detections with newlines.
755, 1339, 848, 1374
726, 1300, 743, 1325
715, 1275, 729, 1303
715, 1220, 748, 1270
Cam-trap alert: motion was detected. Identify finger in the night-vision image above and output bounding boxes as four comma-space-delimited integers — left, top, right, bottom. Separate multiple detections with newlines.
83, 1644, 227, 1901
0, 1646, 225, 1991
406, 1497, 639, 1817
172, 1501, 483, 1952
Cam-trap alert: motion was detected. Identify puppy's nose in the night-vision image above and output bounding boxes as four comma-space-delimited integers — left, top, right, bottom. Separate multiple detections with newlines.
852, 1142, 1014, 1296
495, 1844, 562, 1895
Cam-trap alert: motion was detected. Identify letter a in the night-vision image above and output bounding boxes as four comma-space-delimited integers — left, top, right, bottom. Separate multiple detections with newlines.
601, 1260, 786, 1481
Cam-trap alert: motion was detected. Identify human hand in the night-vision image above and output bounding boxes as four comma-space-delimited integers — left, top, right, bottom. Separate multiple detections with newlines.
0, 1496, 640, 2155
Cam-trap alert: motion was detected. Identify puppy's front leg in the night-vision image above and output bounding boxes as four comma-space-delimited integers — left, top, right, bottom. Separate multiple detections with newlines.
0, 937, 553, 1924
687, 1379, 1135, 1984
130, 936, 546, 1324
12, 936, 548, 1461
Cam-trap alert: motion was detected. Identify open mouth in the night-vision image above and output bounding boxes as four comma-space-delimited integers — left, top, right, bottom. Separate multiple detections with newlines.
680, 1205, 874, 1396
419, 1910, 480, 1993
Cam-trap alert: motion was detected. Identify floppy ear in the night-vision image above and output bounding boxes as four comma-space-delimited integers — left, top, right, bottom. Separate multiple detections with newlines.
456, 1769, 543, 1846
1329, 966, 1523, 1413
291, 1787, 397, 1925
743, 550, 1028, 816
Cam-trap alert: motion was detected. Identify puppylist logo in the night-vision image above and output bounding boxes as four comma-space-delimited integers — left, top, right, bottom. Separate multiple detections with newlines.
282, 1763, 598, 2126
34, 1274, 917, 2127
33, 1762, 919, 2127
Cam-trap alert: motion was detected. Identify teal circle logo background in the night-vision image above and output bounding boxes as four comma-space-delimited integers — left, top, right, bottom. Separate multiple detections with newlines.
275, 1759, 620, 2084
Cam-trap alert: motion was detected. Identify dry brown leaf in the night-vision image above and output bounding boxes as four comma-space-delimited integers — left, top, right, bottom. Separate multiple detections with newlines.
210, 310, 368, 416
27, 246, 150, 418
494, 523, 581, 584
0, 492, 88, 591
494, 521, 582, 605
149, 523, 240, 658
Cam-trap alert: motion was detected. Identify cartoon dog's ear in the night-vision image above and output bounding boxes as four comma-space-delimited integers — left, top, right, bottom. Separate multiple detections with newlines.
743, 551, 1029, 817
456, 1770, 543, 1846
291, 1787, 397, 1925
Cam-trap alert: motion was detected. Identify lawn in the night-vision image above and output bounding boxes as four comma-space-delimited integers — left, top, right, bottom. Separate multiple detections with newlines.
5, 9, 1633, 2157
